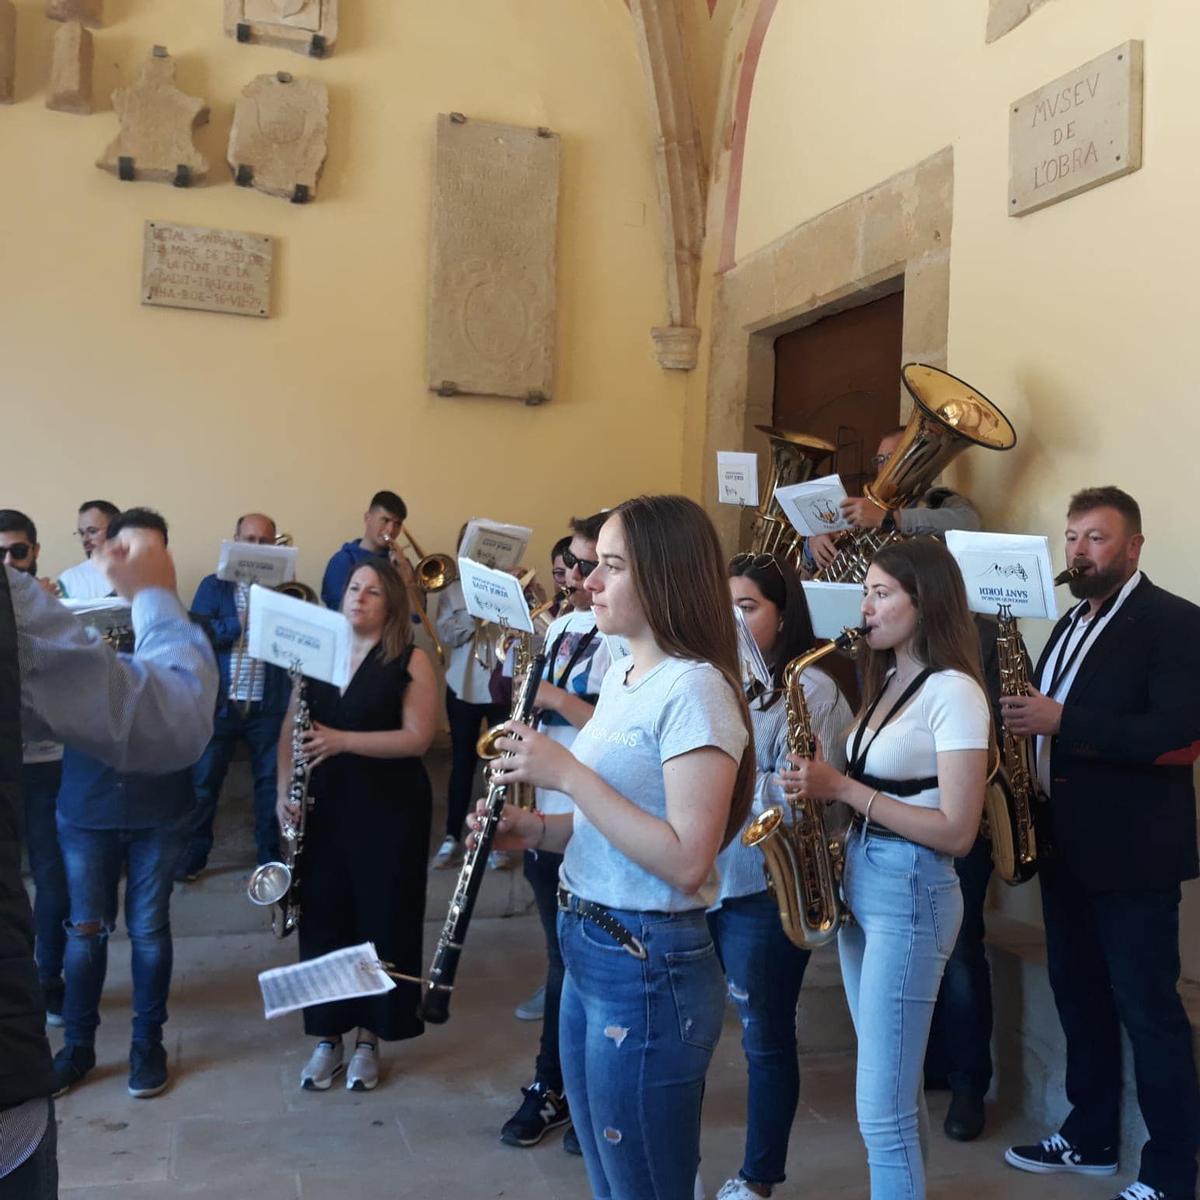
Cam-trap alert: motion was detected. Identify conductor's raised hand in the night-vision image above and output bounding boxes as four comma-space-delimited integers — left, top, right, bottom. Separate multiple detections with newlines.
96, 528, 177, 600
488, 720, 576, 794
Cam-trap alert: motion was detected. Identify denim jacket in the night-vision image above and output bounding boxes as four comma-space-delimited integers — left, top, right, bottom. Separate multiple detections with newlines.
190, 574, 289, 718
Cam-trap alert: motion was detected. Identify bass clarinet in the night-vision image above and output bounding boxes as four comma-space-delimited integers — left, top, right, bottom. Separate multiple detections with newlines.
419, 651, 546, 1024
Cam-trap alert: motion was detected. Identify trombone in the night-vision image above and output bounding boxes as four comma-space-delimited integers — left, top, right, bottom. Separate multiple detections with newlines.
386, 525, 458, 665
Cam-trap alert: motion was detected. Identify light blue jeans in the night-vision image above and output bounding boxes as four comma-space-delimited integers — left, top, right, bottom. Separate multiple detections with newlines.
838, 827, 963, 1200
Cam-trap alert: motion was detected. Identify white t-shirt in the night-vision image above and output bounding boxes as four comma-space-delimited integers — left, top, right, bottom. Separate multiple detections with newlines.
844, 669, 990, 810
56, 558, 112, 601
561, 656, 748, 912
535, 609, 611, 816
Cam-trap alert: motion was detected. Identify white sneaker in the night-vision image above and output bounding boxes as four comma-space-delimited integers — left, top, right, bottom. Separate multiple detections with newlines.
300, 1039, 344, 1090
432, 836, 461, 870
488, 849, 516, 871
514, 985, 546, 1021
716, 1180, 763, 1200
346, 1040, 379, 1091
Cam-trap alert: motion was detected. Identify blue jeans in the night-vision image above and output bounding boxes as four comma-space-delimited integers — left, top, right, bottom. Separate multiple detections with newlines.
707, 890, 811, 1187
21, 761, 67, 987
558, 905, 724, 1200
839, 828, 962, 1200
186, 704, 283, 871
0, 1100, 57, 1198
57, 817, 188, 1047
925, 833, 994, 1093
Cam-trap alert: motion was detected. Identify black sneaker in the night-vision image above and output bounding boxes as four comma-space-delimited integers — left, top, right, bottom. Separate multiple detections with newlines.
1110, 1185, 1168, 1200
1005, 1132, 1118, 1175
128, 1040, 169, 1098
563, 1124, 582, 1156
41, 978, 65, 1028
51, 1043, 96, 1098
500, 1081, 570, 1147
944, 1087, 986, 1141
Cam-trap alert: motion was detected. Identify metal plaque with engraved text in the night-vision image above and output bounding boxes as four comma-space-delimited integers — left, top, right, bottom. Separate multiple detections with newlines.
141, 220, 273, 318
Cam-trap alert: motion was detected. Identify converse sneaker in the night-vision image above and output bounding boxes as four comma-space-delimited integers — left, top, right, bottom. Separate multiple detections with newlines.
1005, 1131, 1118, 1175
128, 1039, 169, 1098
346, 1040, 379, 1091
432, 836, 462, 870
500, 1080, 570, 1147
1111, 1185, 1167, 1200
300, 1039, 345, 1090
514, 985, 546, 1021
716, 1181, 770, 1200
51, 1043, 95, 1098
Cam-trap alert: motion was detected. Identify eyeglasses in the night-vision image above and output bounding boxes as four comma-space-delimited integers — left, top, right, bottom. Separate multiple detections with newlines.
729, 552, 784, 579
870, 452, 893, 470
74, 526, 105, 539
0, 543, 32, 561
562, 549, 599, 577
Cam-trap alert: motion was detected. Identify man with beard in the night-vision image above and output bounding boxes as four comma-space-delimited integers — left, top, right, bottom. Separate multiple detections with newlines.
57, 500, 120, 600
1001, 486, 1200, 1200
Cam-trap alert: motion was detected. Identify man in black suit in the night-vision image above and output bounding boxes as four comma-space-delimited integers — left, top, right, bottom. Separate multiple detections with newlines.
1001, 486, 1200, 1200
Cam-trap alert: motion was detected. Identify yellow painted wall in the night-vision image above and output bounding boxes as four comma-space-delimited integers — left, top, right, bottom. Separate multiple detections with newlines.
720, 0, 1200, 965
2, 0, 685, 597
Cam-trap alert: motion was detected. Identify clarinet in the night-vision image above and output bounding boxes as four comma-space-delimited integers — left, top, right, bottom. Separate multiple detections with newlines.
419, 651, 546, 1024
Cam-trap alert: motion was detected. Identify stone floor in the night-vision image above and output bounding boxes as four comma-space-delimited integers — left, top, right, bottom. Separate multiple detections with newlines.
44, 753, 1126, 1200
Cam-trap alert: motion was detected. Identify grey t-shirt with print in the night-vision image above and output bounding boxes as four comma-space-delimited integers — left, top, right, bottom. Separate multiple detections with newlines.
560, 656, 748, 913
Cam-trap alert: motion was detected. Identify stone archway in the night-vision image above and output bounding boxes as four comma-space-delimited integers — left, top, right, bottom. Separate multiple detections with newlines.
702, 147, 954, 548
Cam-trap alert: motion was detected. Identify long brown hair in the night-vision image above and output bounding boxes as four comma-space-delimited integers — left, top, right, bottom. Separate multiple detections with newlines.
341, 560, 413, 664
611, 495, 755, 849
859, 538, 987, 711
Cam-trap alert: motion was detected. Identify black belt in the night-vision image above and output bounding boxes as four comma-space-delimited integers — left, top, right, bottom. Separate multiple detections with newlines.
556, 886, 648, 959
851, 814, 911, 843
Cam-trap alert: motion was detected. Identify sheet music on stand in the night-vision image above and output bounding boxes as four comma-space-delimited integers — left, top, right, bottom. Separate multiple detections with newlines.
258, 942, 395, 1019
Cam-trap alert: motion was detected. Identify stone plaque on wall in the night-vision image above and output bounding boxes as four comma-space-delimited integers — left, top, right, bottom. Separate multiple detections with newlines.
427, 113, 560, 404
142, 221, 272, 318
1009, 40, 1143, 217
223, 0, 338, 57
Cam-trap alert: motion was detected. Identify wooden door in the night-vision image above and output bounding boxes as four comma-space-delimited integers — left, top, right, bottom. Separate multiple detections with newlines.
772, 291, 905, 498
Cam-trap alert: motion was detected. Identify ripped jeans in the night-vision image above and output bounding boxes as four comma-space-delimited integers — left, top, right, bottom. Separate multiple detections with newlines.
57, 817, 188, 1048
707, 889, 812, 1187
838, 828, 963, 1200
558, 906, 724, 1200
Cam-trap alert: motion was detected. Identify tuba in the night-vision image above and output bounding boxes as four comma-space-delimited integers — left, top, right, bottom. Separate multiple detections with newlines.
742, 627, 862, 948
814, 364, 1017, 583
247, 662, 312, 937
749, 426, 836, 562
985, 606, 1039, 884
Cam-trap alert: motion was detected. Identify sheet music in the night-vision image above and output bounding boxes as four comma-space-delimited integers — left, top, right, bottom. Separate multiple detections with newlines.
258, 942, 396, 1019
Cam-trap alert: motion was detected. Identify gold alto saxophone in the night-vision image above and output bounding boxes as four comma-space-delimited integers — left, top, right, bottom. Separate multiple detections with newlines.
246, 662, 312, 937
742, 628, 862, 948
986, 606, 1038, 884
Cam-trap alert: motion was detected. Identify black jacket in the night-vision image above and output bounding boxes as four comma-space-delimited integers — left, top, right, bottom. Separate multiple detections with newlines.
0, 568, 56, 1108
1035, 574, 1200, 891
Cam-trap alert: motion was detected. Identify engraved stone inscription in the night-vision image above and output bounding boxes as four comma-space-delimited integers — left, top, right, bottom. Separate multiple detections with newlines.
1009, 40, 1143, 217
427, 114, 560, 403
224, 0, 337, 56
142, 221, 272, 318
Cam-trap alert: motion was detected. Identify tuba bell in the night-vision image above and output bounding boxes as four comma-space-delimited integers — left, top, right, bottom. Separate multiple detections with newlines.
814, 364, 1017, 583
749, 426, 837, 562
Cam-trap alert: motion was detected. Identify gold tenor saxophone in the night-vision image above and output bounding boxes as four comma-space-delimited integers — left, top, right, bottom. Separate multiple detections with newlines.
742, 628, 862, 948
246, 662, 312, 937
986, 606, 1038, 884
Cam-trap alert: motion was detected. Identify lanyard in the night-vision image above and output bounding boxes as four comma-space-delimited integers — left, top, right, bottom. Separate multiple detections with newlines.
1044, 591, 1119, 700
547, 625, 599, 692
847, 668, 934, 780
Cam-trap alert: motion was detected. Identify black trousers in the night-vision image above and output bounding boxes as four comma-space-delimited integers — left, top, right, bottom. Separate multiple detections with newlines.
444, 688, 507, 842
523, 847, 565, 1094
1040, 856, 1200, 1196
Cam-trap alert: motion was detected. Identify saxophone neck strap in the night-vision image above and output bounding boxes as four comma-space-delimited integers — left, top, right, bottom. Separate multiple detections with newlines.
847, 667, 935, 780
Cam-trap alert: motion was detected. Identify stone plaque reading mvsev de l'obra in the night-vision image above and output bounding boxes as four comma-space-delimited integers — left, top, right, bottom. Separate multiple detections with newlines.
1009, 41, 1143, 218
427, 114, 560, 403
142, 221, 272, 318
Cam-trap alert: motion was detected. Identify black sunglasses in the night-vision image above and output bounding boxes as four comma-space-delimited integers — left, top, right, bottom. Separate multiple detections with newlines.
0, 543, 32, 561
562, 549, 599, 577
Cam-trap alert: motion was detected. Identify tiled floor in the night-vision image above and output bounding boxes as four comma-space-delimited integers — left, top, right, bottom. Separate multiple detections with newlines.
44, 754, 1124, 1199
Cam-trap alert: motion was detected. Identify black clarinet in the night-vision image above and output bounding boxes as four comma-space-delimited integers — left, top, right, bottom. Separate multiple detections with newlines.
419, 652, 546, 1024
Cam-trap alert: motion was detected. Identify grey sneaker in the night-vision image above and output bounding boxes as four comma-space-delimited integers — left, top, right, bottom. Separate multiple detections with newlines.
514, 985, 546, 1021
432, 836, 462, 870
346, 1040, 379, 1091
300, 1039, 344, 1090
